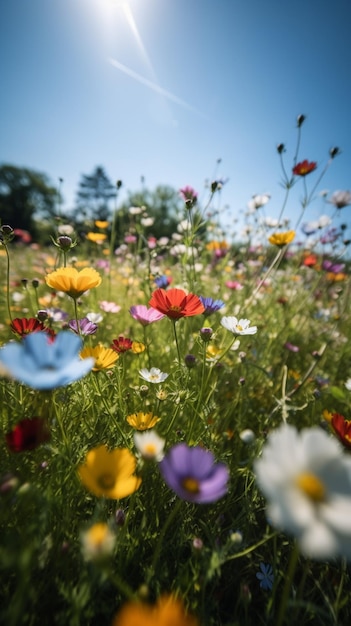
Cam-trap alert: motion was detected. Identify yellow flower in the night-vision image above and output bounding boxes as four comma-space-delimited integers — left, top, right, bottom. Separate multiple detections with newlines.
126, 411, 161, 430
268, 230, 296, 247
45, 267, 102, 299
131, 341, 146, 354
80, 345, 119, 371
112, 594, 199, 626
86, 232, 107, 244
81, 522, 115, 562
78, 445, 141, 499
95, 220, 109, 229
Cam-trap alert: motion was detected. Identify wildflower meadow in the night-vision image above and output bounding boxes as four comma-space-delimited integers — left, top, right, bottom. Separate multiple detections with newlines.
1, 116, 351, 626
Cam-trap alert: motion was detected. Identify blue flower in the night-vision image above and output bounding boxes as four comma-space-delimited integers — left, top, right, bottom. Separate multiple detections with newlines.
199, 296, 225, 317
256, 562, 274, 590
0, 331, 94, 390
154, 275, 171, 289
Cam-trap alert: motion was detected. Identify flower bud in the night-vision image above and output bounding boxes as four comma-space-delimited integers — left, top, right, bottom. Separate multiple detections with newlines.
184, 354, 197, 368
276, 143, 285, 154
32, 278, 40, 289
200, 327, 213, 342
297, 114, 306, 127
329, 146, 340, 159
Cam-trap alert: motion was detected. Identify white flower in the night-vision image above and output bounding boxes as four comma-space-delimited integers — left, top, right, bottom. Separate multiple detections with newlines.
345, 378, 351, 391
239, 429, 255, 444
254, 423, 351, 560
317, 214, 332, 228
134, 430, 165, 461
86, 312, 103, 323
220, 316, 257, 335
129, 206, 143, 215
57, 224, 74, 235
328, 190, 351, 209
247, 193, 271, 211
139, 367, 169, 383
81, 523, 115, 562
141, 217, 154, 227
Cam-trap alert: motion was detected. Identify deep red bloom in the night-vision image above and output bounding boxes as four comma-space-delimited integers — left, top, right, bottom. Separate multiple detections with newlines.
11, 317, 46, 337
303, 254, 318, 267
331, 413, 351, 449
292, 160, 317, 176
6, 417, 50, 453
111, 336, 133, 353
149, 288, 205, 320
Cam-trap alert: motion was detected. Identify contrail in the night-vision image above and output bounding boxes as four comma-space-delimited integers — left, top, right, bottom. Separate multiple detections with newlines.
108, 57, 207, 118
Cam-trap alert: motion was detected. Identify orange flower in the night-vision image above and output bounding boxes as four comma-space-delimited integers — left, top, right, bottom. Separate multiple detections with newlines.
330, 413, 351, 449
268, 230, 295, 247
112, 594, 199, 626
149, 288, 205, 320
292, 160, 317, 176
95, 220, 109, 229
45, 267, 101, 299
86, 232, 107, 243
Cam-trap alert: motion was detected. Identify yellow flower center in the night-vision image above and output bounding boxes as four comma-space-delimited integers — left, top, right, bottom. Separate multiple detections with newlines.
182, 477, 200, 494
170, 305, 182, 312
144, 443, 157, 455
97, 473, 116, 490
236, 324, 243, 332
296, 472, 326, 502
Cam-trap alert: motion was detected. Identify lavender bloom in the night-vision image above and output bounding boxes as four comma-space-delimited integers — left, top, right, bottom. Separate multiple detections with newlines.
328, 190, 351, 209
322, 260, 345, 273
129, 305, 165, 326
68, 317, 98, 336
0, 331, 94, 390
159, 443, 229, 504
199, 296, 225, 317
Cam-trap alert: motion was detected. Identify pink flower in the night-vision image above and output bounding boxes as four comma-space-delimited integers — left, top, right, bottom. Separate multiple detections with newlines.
129, 305, 165, 326
99, 301, 121, 313
225, 281, 243, 290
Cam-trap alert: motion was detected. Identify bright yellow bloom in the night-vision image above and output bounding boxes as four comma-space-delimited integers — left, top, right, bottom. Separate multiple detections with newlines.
80, 345, 119, 371
86, 232, 107, 243
131, 341, 146, 354
112, 594, 199, 626
206, 240, 229, 251
95, 220, 109, 229
126, 411, 161, 430
45, 267, 102, 299
78, 445, 141, 499
268, 230, 296, 247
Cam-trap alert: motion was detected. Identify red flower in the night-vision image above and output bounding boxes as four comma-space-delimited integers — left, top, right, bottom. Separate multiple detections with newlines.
11, 317, 46, 337
111, 336, 133, 353
292, 160, 317, 176
303, 254, 318, 267
331, 413, 351, 449
149, 288, 205, 320
6, 417, 50, 453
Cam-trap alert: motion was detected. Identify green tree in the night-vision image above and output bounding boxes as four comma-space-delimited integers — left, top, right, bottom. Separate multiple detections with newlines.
76, 166, 117, 221
0, 164, 58, 235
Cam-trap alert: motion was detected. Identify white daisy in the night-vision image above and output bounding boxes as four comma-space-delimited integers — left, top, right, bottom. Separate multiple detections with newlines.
139, 367, 169, 384
220, 316, 257, 336
254, 423, 351, 560
134, 430, 165, 461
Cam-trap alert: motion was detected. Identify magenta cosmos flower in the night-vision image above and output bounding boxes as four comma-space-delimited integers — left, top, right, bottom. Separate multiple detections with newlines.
129, 305, 165, 326
159, 443, 229, 503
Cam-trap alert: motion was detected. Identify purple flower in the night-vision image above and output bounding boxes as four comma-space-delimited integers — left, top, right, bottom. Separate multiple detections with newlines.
159, 443, 229, 504
154, 275, 171, 289
256, 563, 274, 590
322, 260, 345, 274
199, 296, 225, 316
129, 305, 165, 326
68, 317, 98, 336
284, 342, 299, 353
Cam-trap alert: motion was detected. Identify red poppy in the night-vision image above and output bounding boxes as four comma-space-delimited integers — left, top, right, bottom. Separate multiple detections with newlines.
111, 336, 133, 353
292, 160, 317, 176
149, 288, 205, 320
303, 254, 318, 267
331, 413, 351, 449
6, 417, 50, 453
11, 317, 46, 337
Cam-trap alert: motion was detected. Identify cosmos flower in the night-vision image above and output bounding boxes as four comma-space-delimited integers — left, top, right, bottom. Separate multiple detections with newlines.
45, 267, 102, 299
254, 423, 351, 560
330, 413, 351, 450
134, 430, 165, 460
268, 231, 296, 247
6, 417, 50, 453
247, 193, 271, 211
220, 316, 257, 336
112, 594, 199, 626
139, 367, 169, 383
80, 345, 119, 371
111, 336, 133, 353
99, 300, 121, 313
199, 296, 225, 316
68, 317, 98, 336
129, 304, 165, 326
78, 445, 141, 499
179, 185, 198, 206
0, 331, 94, 390
10, 317, 47, 338
149, 288, 205, 320
127, 412, 161, 430
292, 160, 317, 176
159, 443, 229, 504
328, 190, 351, 209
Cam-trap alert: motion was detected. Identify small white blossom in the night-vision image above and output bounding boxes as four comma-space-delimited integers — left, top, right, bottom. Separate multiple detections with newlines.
139, 367, 169, 383
254, 423, 351, 560
134, 430, 165, 461
345, 378, 351, 391
86, 312, 103, 323
221, 316, 257, 336
247, 193, 271, 211
81, 523, 115, 562
328, 190, 351, 209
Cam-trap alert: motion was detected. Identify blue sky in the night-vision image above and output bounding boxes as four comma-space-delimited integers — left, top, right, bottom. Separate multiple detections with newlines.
1, 0, 351, 241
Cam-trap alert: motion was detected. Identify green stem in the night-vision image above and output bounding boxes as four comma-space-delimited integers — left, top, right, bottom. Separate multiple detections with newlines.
276, 542, 299, 626
3, 243, 13, 323
147, 499, 182, 583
